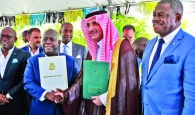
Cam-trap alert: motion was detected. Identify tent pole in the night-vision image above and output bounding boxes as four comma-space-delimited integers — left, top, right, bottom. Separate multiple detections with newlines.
107, 0, 114, 18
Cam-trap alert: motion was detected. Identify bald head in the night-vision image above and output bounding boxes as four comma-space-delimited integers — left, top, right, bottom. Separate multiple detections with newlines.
44, 29, 59, 40
133, 37, 148, 47
42, 29, 59, 56
133, 37, 148, 59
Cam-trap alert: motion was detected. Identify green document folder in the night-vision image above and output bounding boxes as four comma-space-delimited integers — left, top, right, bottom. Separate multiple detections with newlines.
83, 60, 110, 100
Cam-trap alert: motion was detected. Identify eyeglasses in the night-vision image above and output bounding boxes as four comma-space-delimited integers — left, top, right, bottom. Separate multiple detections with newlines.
0, 34, 14, 40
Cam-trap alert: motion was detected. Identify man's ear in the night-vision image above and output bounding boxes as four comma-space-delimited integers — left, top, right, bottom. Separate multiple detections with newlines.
14, 36, 17, 42
175, 13, 181, 23
59, 29, 61, 34
27, 35, 30, 41
141, 43, 146, 48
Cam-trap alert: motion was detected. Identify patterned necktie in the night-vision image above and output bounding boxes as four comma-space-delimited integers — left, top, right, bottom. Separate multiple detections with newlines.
63, 45, 67, 54
150, 38, 164, 72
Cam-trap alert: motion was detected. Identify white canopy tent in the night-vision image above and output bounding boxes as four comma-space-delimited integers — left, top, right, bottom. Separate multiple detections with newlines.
0, 0, 158, 16
0, 0, 195, 44
1, 0, 195, 17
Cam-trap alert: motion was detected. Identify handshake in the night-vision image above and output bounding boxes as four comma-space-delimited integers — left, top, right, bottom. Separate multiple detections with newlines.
44, 88, 64, 104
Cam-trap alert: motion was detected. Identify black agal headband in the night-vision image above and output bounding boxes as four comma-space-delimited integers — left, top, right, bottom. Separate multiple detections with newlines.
85, 10, 107, 19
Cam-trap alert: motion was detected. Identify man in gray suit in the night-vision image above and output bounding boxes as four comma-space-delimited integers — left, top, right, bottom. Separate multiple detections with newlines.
59, 22, 87, 70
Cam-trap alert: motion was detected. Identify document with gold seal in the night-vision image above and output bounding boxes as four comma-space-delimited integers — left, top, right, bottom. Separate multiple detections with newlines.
38, 56, 68, 91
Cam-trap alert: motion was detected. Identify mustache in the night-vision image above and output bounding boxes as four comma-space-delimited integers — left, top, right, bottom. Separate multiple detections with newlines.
90, 30, 98, 34
36, 41, 41, 44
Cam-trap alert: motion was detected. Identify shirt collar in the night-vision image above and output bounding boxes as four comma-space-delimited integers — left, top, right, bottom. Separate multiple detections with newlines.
28, 46, 40, 52
61, 41, 72, 48
158, 27, 181, 43
0, 46, 15, 55
97, 39, 103, 48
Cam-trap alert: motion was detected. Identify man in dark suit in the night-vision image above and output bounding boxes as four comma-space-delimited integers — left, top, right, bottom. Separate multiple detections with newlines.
21, 27, 43, 56
24, 29, 79, 115
59, 22, 87, 70
0, 27, 31, 115
142, 0, 195, 114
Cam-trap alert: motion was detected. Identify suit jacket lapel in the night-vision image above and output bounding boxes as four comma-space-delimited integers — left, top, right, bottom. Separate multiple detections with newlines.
147, 29, 183, 83
39, 46, 43, 53
3, 47, 19, 78
39, 52, 45, 57
142, 37, 158, 84
72, 43, 77, 58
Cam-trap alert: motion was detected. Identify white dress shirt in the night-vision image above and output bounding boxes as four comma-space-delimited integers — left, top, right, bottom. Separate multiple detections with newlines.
148, 27, 180, 73
0, 47, 15, 99
96, 40, 103, 61
95, 40, 108, 106
0, 47, 14, 78
29, 47, 40, 56
60, 41, 72, 56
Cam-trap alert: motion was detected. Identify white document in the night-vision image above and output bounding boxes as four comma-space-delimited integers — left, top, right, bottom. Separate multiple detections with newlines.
38, 56, 68, 91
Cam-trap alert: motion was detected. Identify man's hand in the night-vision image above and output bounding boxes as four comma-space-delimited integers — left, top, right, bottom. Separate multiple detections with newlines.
55, 88, 65, 104
45, 90, 64, 104
91, 96, 103, 106
53, 95, 63, 104
44, 92, 56, 102
0, 94, 9, 105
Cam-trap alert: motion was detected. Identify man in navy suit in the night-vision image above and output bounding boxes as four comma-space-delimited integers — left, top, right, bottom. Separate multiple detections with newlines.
142, 0, 195, 114
0, 27, 31, 115
21, 28, 43, 56
59, 22, 87, 70
24, 29, 79, 115
21, 27, 44, 114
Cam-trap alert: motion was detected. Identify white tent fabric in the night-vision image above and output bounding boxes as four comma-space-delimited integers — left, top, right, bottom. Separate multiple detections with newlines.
0, 0, 194, 17
0, 0, 114, 16
0, 0, 155, 16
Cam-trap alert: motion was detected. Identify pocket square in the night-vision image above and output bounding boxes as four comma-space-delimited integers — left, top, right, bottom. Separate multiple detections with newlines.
164, 55, 176, 64
12, 58, 18, 63
76, 55, 81, 59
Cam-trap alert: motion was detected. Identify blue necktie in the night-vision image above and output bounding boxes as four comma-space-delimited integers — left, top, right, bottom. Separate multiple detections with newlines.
63, 45, 67, 54
150, 38, 164, 72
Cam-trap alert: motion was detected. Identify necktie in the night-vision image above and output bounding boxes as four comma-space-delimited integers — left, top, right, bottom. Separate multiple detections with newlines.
63, 45, 67, 54
150, 38, 164, 72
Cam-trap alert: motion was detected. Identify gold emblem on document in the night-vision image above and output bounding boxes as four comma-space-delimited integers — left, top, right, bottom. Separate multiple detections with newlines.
49, 62, 55, 70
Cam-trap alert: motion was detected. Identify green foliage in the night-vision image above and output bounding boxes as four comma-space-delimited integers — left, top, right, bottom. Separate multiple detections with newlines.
72, 30, 87, 47
112, 13, 155, 40
138, 1, 158, 15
